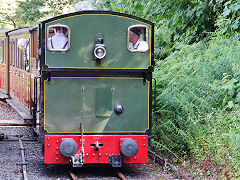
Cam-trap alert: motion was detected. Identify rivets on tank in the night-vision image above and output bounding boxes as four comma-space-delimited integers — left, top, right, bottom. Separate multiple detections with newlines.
47, 137, 50, 140
99, 153, 101, 157
92, 153, 95, 156
143, 137, 146, 140
56, 152, 58, 156
56, 140, 59, 144
105, 153, 108, 156
86, 153, 88, 156
56, 158, 58, 161
134, 157, 137, 160
56, 147, 59, 150
47, 144, 50, 147
143, 144, 146, 147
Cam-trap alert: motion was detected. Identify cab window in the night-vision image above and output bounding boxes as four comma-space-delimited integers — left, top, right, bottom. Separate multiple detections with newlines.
128, 25, 150, 52
47, 25, 70, 51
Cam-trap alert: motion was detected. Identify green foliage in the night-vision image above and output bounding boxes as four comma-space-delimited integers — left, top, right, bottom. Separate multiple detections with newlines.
15, 0, 46, 27
153, 35, 240, 175
0, 1, 18, 28
216, 1, 240, 35
0, 0, 82, 28
153, 42, 211, 155
45, 0, 78, 17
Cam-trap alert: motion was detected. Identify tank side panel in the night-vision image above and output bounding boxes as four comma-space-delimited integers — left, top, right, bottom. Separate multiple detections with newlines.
44, 77, 149, 133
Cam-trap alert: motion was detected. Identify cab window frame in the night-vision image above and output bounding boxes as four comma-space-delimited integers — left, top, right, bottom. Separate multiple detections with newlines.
127, 25, 150, 53
46, 25, 70, 52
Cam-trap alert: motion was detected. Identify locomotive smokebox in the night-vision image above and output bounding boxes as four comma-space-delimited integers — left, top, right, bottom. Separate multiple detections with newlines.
60, 138, 78, 157
121, 138, 139, 157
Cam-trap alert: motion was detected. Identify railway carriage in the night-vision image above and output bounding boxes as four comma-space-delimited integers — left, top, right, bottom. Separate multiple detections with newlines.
0, 27, 39, 116
0, 29, 8, 95
0, 10, 154, 167
8, 27, 39, 111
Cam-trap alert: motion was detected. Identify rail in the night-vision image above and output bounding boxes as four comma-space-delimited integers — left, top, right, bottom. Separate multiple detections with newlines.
19, 138, 28, 180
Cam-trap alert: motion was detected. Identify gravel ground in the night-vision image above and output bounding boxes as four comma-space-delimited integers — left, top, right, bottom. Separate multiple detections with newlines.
0, 140, 180, 180
0, 101, 180, 180
0, 102, 22, 120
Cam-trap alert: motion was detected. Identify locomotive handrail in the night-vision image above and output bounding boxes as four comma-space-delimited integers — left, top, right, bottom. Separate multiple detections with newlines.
33, 75, 41, 127
153, 78, 157, 114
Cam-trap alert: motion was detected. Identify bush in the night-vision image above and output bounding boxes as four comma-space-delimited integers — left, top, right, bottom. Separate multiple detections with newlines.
153, 35, 240, 175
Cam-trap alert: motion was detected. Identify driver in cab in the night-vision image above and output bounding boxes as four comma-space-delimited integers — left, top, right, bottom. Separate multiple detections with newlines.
48, 26, 68, 50
129, 27, 148, 51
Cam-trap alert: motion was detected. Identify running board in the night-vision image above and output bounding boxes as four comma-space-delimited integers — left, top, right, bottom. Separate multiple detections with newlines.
0, 92, 8, 100
6, 99, 33, 121
0, 119, 34, 126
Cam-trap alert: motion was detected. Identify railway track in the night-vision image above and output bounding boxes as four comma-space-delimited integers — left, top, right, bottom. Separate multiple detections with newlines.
0, 136, 181, 180
0, 137, 136, 180
68, 169, 127, 180
0, 103, 178, 179
19, 138, 28, 180
0, 137, 179, 179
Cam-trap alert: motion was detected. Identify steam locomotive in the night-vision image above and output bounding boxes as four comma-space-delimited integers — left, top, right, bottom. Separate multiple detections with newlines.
0, 11, 154, 167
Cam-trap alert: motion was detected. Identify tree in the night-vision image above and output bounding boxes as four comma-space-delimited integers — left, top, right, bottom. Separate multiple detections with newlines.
0, 0, 18, 28
15, 0, 46, 27
0, 0, 84, 29
44, 0, 79, 17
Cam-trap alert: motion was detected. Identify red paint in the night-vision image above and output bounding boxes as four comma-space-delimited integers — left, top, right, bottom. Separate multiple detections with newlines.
0, 64, 6, 93
44, 135, 148, 165
9, 66, 31, 109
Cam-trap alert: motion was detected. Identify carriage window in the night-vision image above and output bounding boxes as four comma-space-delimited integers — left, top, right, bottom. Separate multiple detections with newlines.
13, 41, 16, 67
127, 25, 150, 52
10, 41, 12, 66
17, 38, 29, 71
2, 40, 4, 63
16, 40, 19, 68
0, 41, 3, 63
47, 25, 70, 51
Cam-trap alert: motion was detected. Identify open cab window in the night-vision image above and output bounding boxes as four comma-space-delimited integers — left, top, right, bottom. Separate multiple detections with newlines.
127, 25, 150, 52
47, 25, 70, 52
